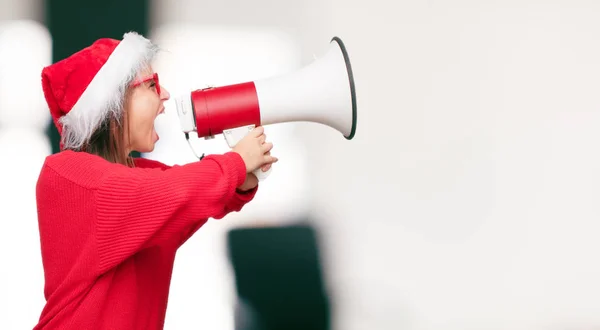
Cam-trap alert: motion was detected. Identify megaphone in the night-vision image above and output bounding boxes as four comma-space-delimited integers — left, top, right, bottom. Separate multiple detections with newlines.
174, 36, 357, 180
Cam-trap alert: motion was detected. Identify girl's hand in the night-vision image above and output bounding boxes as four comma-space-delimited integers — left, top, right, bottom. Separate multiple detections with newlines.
232, 126, 278, 173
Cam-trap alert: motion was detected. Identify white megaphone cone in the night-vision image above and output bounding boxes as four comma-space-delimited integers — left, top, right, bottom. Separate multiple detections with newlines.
174, 36, 357, 181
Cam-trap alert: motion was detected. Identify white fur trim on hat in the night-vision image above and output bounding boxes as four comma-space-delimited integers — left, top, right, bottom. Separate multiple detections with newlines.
59, 32, 159, 150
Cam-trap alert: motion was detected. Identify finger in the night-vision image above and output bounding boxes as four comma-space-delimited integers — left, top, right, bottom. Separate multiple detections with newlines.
261, 152, 271, 171
258, 134, 266, 144
264, 155, 278, 164
261, 142, 273, 153
251, 126, 264, 137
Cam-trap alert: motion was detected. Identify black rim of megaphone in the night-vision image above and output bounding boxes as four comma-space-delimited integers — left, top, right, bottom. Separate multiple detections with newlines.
331, 36, 357, 140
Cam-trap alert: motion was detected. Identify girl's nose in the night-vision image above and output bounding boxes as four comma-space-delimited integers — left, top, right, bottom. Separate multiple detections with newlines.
160, 86, 170, 101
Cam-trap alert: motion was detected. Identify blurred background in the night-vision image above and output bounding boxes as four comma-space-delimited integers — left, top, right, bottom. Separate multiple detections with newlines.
2, 0, 600, 329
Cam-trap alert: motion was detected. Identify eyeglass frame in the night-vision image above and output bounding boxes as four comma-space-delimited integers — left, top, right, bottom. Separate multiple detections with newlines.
131, 72, 161, 96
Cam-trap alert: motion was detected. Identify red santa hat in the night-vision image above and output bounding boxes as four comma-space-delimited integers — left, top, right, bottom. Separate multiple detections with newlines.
41, 31, 158, 150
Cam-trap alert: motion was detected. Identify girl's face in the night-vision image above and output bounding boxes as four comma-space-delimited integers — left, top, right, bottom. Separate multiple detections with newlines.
125, 67, 170, 153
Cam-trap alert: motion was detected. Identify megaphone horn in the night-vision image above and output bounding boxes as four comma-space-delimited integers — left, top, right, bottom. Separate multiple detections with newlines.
174, 36, 357, 180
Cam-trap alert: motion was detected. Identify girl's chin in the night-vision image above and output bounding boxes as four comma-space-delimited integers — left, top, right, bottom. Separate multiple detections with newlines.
135, 145, 155, 154
145, 139, 158, 152
135, 141, 157, 154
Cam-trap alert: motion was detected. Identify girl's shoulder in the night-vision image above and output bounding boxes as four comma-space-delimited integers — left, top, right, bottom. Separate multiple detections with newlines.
40, 150, 126, 189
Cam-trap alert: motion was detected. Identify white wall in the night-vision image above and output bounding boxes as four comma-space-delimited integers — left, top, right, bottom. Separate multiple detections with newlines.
0, 19, 52, 328
308, 1, 600, 330
0, 0, 41, 22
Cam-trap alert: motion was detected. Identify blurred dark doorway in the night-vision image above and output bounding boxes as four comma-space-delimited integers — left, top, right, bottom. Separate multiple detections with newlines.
228, 224, 331, 330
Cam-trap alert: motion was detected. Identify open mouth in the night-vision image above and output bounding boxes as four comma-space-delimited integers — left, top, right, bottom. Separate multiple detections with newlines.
153, 107, 165, 142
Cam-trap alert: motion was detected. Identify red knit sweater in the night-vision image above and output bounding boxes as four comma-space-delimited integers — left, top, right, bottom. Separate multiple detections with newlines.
32, 150, 257, 330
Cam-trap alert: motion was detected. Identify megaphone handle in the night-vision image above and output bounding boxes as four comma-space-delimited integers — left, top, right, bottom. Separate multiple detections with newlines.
252, 165, 273, 181
223, 125, 273, 181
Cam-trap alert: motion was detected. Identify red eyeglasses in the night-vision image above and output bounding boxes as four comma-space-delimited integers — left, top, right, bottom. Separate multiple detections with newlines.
131, 72, 161, 95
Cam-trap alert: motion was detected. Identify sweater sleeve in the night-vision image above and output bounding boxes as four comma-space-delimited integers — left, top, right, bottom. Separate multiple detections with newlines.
178, 184, 258, 247
94, 152, 253, 272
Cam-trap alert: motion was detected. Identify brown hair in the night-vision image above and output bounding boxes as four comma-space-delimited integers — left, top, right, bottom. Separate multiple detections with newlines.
79, 90, 134, 167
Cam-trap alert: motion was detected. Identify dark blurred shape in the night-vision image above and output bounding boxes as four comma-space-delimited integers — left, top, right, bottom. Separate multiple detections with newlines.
228, 224, 331, 330
43, 0, 149, 156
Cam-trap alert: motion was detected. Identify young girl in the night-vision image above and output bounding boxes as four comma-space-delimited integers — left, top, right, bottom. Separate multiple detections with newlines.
33, 31, 277, 329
